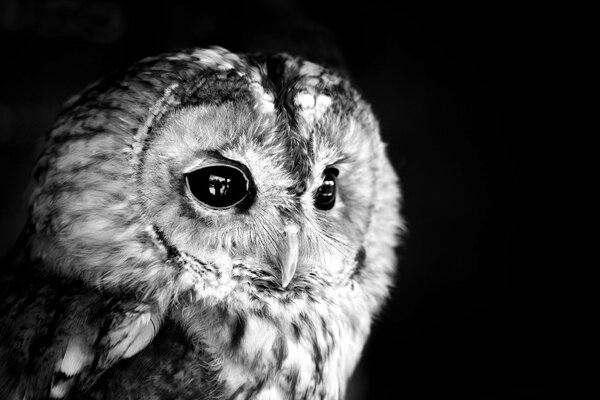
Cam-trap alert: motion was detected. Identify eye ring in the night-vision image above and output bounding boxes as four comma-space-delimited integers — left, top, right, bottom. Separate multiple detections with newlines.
314, 168, 338, 210
185, 163, 253, 210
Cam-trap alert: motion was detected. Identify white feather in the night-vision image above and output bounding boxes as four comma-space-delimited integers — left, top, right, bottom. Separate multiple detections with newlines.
58, 336, 91, 377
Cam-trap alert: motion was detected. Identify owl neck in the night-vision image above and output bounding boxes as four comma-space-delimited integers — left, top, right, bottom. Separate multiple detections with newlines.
185, 296, 371, 400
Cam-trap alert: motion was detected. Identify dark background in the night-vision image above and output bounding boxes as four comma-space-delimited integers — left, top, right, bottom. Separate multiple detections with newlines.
0, 1, 556, 399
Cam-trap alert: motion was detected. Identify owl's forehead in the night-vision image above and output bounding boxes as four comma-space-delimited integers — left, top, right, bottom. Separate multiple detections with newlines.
156, 103, 340, 196
161, 47, 359, 129
147, 49, 371, 185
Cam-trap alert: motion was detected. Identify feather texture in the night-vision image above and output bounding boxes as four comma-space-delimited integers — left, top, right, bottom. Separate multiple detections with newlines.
0, 46, 404, 399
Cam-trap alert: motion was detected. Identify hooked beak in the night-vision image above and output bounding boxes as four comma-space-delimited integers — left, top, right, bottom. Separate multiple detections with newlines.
280, 224, 299, 288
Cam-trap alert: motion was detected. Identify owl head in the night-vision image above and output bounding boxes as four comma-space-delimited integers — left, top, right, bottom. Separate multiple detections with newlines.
29, 47, 402, 323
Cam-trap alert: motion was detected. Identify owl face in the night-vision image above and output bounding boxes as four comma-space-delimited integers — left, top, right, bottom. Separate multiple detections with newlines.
30, 47, 401, 314
141, 102, 375, 303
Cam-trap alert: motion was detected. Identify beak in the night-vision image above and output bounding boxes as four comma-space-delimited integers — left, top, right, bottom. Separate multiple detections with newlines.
280, 224, 300, 288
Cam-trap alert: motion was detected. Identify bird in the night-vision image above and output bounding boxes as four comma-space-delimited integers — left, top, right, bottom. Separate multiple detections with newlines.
0, 46, 404, 399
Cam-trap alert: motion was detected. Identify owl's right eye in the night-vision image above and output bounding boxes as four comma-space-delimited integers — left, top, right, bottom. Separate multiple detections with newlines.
186, 165, 251, 209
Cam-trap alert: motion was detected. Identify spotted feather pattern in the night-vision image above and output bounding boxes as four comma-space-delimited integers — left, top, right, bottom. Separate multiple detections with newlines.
0, 47, 403, 399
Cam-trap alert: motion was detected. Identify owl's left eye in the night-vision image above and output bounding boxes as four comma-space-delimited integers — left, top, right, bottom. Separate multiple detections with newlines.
186, 165, 251, 209
314, 168, 338, 210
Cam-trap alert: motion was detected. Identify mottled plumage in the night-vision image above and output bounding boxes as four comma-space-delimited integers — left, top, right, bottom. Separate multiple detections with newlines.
0, 47, 403, 399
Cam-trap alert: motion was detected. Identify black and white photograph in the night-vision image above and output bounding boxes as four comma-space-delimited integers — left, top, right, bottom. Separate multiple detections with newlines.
0, 1, 556, 399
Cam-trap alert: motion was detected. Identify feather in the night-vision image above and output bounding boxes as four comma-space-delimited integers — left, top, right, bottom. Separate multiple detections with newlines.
0, 46, 403, 399
57, 337, 91, 377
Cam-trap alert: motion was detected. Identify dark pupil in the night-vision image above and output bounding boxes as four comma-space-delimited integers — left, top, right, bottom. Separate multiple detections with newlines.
208, 174, 230, 196
187, 165, 248, 208
315, 170, 337, 210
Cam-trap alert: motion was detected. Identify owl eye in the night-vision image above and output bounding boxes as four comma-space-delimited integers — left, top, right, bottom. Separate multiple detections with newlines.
314, 168, 338, 210
186, 165, 250, 209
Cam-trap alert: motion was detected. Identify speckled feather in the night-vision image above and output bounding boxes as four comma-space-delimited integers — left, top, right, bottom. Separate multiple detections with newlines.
0, 47, 403, 399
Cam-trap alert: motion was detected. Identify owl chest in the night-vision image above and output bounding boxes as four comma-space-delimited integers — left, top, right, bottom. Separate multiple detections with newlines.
193, 308, 363, 400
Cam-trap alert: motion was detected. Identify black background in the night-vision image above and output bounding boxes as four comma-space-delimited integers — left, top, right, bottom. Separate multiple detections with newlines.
0, 1, 556, 399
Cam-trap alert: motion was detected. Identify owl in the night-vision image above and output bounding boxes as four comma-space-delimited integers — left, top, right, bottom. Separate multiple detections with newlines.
0, 47, 403, 399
